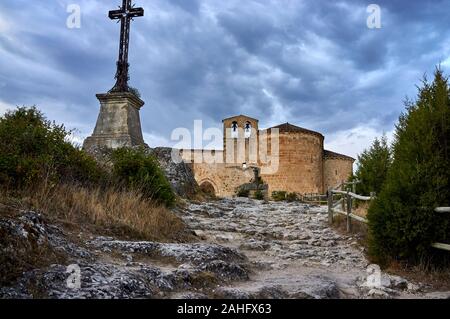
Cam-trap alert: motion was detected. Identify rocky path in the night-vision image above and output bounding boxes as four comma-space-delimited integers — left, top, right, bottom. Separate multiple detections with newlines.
1, 199, 449, 299
181, 198, 424, 299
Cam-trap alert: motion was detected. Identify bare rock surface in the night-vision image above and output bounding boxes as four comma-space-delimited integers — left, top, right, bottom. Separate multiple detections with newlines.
181, 198, 450, 299
149, 147, 199, 197
1, 199, 450, 299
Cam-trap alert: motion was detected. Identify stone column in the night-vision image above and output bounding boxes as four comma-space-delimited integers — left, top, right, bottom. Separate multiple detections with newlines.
83, 92, 147, 150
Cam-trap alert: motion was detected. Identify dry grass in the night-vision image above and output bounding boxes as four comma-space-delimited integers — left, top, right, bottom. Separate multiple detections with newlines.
353, 201, 370, 218
0, 183, 191, 286
5, 183, 189, 242
385, 260, 450, 291
332, 214, 368, 239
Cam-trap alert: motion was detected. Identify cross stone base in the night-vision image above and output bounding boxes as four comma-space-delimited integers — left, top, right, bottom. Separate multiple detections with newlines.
83, 92, 147, 150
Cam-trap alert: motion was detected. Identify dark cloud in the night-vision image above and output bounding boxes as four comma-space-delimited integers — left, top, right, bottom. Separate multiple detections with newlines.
168, 0, 201, 15
0, 0, 449, 151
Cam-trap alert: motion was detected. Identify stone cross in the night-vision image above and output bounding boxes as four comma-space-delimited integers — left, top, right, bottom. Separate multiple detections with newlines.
108, 0, 144, 93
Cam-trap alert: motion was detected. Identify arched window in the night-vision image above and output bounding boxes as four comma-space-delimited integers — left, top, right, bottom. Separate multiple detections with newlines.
231, 121, 238, 138
244, 121, 252, 138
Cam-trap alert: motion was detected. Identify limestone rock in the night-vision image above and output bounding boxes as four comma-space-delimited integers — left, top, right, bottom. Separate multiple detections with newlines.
367, 288, 391, 299
149, 147, 199, 198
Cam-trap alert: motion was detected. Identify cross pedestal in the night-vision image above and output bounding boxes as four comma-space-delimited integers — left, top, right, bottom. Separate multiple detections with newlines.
83, 92, 147, 150
83, 1, 146, 151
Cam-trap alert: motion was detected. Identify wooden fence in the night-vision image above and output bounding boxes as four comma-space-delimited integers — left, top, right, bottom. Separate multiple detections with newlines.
327, 184, 374, 232
300, 193, 327, 205
431, 207, 450, 251
327, 183, 450, 252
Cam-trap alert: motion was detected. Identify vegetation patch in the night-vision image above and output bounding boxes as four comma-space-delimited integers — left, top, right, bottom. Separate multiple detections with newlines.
353, 135, 391, 196
367, 70, 450, 266
271, 191, 287, 201
253, 190, 264, 200
237, 188, 250, 198
18, 183, 186, 242
0, 107, 104, 189
286, 192, 298, 202
0, 107, 186, 243
112, 147, 176, 207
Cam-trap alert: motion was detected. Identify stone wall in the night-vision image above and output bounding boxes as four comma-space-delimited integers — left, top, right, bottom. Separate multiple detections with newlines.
260, 131, 324, 195
323, 157, 354, 191
190, 163, 254, 197
150, 147, 199, 198
180, 149, 253, 197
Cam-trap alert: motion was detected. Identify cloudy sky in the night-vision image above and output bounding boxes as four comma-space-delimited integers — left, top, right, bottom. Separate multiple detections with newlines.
1, 0, 450, 159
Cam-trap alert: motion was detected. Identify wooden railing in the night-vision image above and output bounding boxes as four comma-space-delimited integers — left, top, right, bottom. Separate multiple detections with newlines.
301, 193, 327, 205
327, 183, 450, 252
327, 185, 374, 232
432, 207, 450, 251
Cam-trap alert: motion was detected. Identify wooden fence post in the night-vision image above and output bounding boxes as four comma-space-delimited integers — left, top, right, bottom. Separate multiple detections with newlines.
346, 192, 352, 232
327, 187, 333, 224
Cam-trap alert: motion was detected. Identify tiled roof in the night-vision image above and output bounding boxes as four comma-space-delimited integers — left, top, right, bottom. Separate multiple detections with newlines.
269, 122, 324, 139
324, 150, 355, 161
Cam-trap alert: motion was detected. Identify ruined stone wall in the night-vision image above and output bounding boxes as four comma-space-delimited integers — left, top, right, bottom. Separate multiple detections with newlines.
323, 158, 353, 191
260, 131, 324, 195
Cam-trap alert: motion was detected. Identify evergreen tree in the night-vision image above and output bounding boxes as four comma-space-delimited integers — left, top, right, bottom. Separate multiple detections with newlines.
355, 134, 391, 195
368, 69, 450, 264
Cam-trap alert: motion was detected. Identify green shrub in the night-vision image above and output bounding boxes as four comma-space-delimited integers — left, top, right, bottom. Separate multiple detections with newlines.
286, 192, 298, 202
237, 188, 250, 198
254, 190, 264, 200
272, 191, 286, 201
111, 147, 175, 207
255, 176, 264, 185
0, 107, 104, 189
355, 134, 392, 195
367, 69, 450, 265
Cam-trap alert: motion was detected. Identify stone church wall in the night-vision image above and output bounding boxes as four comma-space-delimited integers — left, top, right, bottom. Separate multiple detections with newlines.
260, 131, 324, 195
323, 158, 354, 191
180, 149, 254, 197
190, 163, 254, 197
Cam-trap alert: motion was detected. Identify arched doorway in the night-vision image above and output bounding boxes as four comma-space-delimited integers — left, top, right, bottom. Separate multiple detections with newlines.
199, 180, 217, 197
